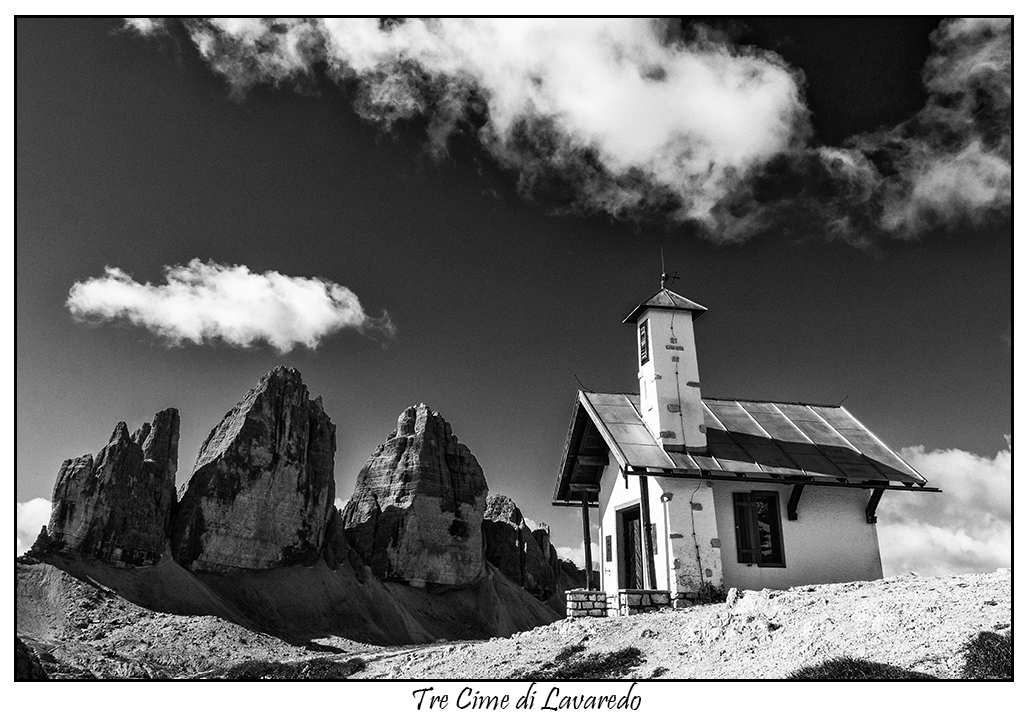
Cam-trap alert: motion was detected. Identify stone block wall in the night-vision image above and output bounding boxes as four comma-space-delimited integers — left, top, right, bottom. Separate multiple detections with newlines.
566, 589, 608, 618
617, 589, 671, 616
568, 588, 679, 618
673, 591, 698, 609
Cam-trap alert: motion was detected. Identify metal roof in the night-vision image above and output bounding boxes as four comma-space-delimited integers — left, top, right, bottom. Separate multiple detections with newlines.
622, 289, 707, 324
553, 391, 933, 506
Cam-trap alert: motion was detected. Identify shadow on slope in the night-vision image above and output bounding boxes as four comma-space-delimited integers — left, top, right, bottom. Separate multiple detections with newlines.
18, 553, 560, 648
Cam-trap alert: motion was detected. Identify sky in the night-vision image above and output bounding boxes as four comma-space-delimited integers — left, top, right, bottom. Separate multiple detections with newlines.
15, 17, 1012, 578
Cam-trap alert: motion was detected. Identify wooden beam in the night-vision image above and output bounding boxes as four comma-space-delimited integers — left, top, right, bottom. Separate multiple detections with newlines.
575, 455, 609, 467
581, 492, 593, 590
569, 482, 600, 492
787, 484, 805, 521
623, 468, 938, 492
866, 488, 885, 524
638, 475, 657, 590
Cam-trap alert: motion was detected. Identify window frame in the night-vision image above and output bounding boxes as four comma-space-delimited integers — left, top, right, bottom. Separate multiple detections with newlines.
732, 490, 786, 568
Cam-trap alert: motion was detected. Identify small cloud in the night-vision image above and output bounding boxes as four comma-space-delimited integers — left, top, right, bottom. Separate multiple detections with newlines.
878, 438, 1011, 576
123, 18, 166, 35
17, 499, 52, 555
67, 259, 395, 353
556, 541, 601, 572
334, 497, 348, 512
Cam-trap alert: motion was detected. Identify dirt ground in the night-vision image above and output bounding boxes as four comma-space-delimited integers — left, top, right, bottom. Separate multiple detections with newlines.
17, 559, 1010, 680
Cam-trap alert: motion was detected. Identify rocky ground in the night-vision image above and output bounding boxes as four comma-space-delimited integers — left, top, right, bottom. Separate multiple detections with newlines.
17, 559, 1010, 680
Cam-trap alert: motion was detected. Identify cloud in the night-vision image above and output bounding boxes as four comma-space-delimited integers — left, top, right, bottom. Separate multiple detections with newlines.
67, 259, 395, 352
832, 18, 1012, 238
127, 18, 1010, 243
334, 497, 348, 512
128, 18, 809, 234
721, 18, 1011, 243
556, 541, 601, 571
17, 499, 52, 555
877, 438, 1011, 577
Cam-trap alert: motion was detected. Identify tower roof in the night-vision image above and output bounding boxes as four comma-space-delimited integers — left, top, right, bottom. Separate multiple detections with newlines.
622, 288, 707, 324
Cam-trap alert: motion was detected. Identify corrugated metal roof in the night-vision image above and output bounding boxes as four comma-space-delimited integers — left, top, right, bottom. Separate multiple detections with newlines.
622, 289, 707, 324
554, 391, 928, 504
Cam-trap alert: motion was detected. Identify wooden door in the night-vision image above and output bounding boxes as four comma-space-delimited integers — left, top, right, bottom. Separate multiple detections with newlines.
621, 506, 644, 589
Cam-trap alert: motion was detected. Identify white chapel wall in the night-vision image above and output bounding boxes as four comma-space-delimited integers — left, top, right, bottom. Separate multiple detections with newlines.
712, 481, 883, 591
599, 461, 728, 596
653, 476, 723, 596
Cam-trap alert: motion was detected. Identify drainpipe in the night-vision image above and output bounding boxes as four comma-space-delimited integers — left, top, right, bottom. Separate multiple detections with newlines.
661, 492, 673, 592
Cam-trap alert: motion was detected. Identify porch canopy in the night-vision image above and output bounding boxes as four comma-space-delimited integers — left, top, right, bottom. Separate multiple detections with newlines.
554, 391, 939, 508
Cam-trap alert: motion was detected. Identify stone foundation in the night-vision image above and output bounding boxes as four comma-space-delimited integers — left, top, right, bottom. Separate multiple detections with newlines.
672, 591, 699, 609
566, 589, 609, 618
616, 589, 671, 616
568, 588, 679, 618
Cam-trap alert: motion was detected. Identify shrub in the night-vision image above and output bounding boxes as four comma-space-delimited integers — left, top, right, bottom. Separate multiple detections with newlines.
787, 657, 936, 680
222, 656, 366, 680
696, 583, 727, 604
514, 647, 644, 680
961, 631, 1012, 680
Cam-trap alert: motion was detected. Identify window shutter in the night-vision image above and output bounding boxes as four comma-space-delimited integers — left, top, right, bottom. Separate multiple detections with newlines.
733, 492, 761, 564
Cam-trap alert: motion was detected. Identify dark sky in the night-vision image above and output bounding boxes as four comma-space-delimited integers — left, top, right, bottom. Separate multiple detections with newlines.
16, 18, 1011, 561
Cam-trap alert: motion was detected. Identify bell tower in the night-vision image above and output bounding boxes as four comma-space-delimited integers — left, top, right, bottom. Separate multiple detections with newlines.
623, 274, 707, 452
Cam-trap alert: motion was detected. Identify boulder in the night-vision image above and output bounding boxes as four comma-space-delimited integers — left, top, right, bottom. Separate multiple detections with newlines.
171, 367, 336, 572
343, 404, 487, 586
43, 409, 179, 566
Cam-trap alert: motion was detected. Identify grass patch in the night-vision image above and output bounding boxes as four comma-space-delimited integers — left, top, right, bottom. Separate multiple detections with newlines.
961, 631, 1012, 680
513, 647, 644, 681
221, 656, 366, 680
787, 657, 936, 680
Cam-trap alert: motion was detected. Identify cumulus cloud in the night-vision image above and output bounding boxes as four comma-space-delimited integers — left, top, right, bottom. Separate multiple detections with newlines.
17, 499, 52, 555
832, 18, 1011, 237
877, 437, 1011, 577
722, 18, 1012, 243
127, 18, 1010, 243
556, 541, 601, 572
128, 18, 809, 233
67, 259, 395, 352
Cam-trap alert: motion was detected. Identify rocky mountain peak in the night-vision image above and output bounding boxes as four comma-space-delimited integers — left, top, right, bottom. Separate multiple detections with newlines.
42, 408, 180, 566
343, 403, 488, 586
171, 367, 336, 572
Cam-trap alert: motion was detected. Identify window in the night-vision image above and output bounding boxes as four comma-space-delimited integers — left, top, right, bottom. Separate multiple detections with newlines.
732, 491, 785, 567
650, 523, 657, 555
639, 320, 650, 366
605, 535, 612, 562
